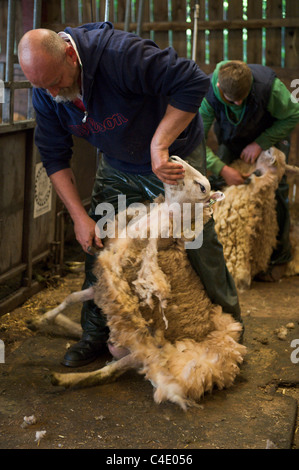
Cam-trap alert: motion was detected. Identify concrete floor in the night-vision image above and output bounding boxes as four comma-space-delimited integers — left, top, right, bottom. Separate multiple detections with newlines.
0, 272, 298, 450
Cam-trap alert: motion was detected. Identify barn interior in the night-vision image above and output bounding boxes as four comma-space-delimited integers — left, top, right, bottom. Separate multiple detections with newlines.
0, 0, 299, 450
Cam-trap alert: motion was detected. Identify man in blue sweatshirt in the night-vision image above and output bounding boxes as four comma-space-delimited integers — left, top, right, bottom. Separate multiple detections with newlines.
18, 22, 241, 367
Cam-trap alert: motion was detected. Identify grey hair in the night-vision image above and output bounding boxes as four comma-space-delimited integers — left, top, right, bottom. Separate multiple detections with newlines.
39, 30, 67, 61
18, 29, 67, 64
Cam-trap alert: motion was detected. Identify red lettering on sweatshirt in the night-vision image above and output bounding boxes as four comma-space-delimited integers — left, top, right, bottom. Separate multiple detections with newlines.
69, 113, 128, 136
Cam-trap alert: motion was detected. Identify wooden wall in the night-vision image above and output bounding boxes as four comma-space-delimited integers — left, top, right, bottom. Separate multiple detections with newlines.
0, 0, 298, 202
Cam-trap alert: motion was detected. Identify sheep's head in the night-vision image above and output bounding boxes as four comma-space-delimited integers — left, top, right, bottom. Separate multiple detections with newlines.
164, 156, 224, 207
254, 147, 286, 181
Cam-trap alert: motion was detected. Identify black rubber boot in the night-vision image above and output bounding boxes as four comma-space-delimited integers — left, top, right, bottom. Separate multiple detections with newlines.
186, 218, 242, 322
61, 253, 110, 368
62, 338, 108, 367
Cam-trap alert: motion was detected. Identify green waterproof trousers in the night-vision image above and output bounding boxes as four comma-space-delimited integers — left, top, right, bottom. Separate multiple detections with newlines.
80, 141, 241, 342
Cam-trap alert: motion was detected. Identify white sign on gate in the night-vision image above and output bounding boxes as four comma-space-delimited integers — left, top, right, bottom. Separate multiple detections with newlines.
0, 340, 4, 363
34, 162, 52, 218
0, 79, 4, 104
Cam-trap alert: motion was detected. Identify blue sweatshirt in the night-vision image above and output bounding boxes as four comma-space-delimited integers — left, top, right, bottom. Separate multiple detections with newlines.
33, 22, 210, 176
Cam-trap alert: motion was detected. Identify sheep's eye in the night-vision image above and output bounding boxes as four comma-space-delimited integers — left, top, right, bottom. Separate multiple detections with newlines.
194, 180, 206, 193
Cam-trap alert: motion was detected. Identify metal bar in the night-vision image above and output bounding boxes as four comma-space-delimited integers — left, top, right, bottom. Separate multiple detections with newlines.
105, 0, 110, 21
95, 0, 100, 22
192, 0, 200, 62
3, 0, 16, 123
33, 0, 42, 29
21, 129, 35, 287
124, 0, 131, 32
53, 197, 91, 273
27, 88, 35, 120
0, 120, 36, 134
78, 0, 83, 24
2, 88, 13, 123
136, 0, 145, 37
2, 81, 33, 89
0, 282, 45, 317
0, 263, 26, 283
93, 17, 299, 32
0, 62, 5, 80
0, 250, 50, 284
54, 211, 65, 273
5, 0, 16, 83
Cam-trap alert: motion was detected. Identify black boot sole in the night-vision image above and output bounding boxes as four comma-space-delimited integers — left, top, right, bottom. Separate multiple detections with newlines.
61, 352, 102, 368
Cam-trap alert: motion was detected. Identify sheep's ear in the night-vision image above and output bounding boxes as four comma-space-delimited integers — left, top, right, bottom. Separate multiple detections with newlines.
210, 191, 225, 202
204, 191, 225, 208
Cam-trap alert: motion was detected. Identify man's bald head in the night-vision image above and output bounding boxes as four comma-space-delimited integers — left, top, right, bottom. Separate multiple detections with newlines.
18, 29, 80, 101
18, 29, 67, 84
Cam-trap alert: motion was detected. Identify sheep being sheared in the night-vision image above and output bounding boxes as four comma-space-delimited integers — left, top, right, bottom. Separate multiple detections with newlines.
29, 156, 246, 410
213, 146, 299, 291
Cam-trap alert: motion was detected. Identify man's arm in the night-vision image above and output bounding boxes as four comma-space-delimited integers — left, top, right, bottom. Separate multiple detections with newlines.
150, 104, 196, 184
241, 78, 299, 164
31, 91, 102, 252
50, 168, 103, 252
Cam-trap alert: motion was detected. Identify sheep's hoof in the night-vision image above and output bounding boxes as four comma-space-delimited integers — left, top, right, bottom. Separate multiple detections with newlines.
50, 372, 69, 388
27, 317, 52, 331
50, 372, 60, 386
50, 371, 85, 389
26, 319, 38, 331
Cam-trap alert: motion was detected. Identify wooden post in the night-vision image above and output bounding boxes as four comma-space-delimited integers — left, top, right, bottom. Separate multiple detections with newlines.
208, 0, 224, 65
285, 0, 299, 69
265, 0, 282, 67
247, 0, 262, 64
227, 0, 243, 61
172, 0, 187, 58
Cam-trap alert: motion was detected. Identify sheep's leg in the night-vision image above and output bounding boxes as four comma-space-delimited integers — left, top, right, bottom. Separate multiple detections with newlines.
27, 287, 94, 338
50, 353, 137, 389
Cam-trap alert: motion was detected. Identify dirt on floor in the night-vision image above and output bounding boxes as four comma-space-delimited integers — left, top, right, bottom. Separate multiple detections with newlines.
0, 270, 298, 450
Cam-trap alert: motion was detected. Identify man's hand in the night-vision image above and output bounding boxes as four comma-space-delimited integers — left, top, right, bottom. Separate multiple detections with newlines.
73, 213, 103, 253
220, 165, 250, 186
50, 168, 103, 254
240, 142, 262, 164
150, 104, 196, 185
151, 147, 185, 184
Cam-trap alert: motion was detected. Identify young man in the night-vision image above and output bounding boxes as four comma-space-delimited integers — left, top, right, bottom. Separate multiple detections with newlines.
18, 24, 241, 367
200, 60, 299, 281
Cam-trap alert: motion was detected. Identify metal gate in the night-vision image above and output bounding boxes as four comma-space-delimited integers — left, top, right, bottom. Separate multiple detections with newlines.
0, 0, 98, 315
